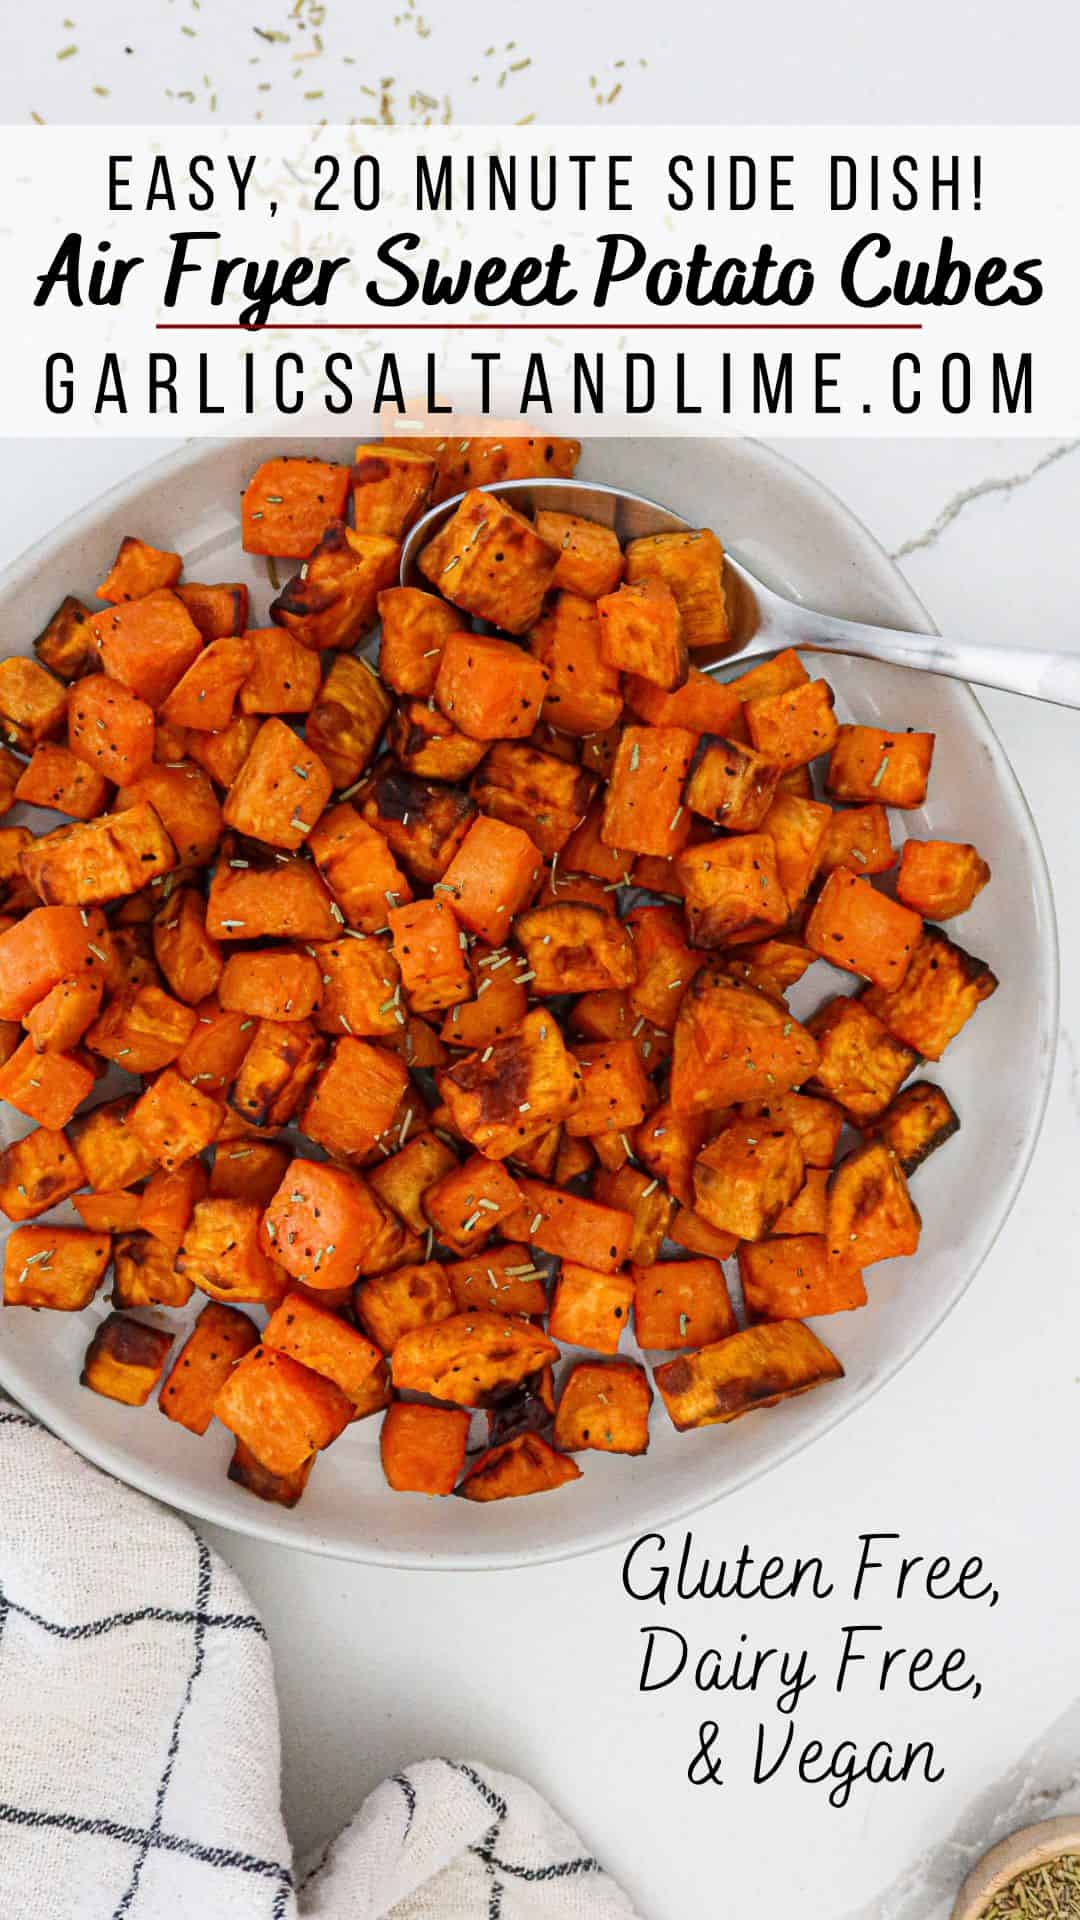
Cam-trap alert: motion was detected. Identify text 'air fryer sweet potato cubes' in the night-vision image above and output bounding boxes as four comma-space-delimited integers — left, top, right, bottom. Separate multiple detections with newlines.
0, 439, 997, 1513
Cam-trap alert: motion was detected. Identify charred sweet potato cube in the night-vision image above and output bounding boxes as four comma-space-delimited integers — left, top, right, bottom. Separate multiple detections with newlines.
391, 1309, 559, 1409
762, 791, 832, 912
504, 1177, 633, 1273
534, 509, 623, 599
112, 1231, 194, 1310
434, 631, 549, 743
152, 888, 222, 1008
263, 1158, 389, 1290
826, 725, 935, 809
177, 1196, 285, 1305
864, 1081, 959, 1176
439, 815, 542, 947
529, 593, 623, 737
369, 1130, 458, 1234
272, 523, 399, 653
458, 1432, 582, 1501
592, 1166, 674, 1266
69, 1095, 156, 1192
863, 924, 997, 1060
176, 997, 254, 1096
237, 628, 321, 718
0, 658, 68, 752
385, 698, 487, 784
34, 596, 100, 683
414, 433, 581, 503
4, 1224, 109, 1308
215, 1342, 353, 1473
632, 1257, 736, 1351
440, 942, 527, 1052
624, 528, 728, 653
693, 1117, 804, 1241
0, 1126, 83, 1221
549, 1261, 634, 1353
231, 1017, 326, 1129
422, 1153, 524, 1255
89, 590, 203, 709
632, 1100, 708, 1207
0, 1035, 94, 1129
218, 950, 322, 1025
827, 1141, 921, 1274
307, 658, 392, 794
301, 1035, 409, 1162
677, 834, 789, 949
223, 718, 333, 852
376, 587, 465, 700
896, 840, 991, 920
206, 843, 338, 944
388, 897, 470, 1015
437, 1009, 580, 1158
805, 868, 922, 990
803, 996, 917, 1121
228, 1439, 315, 1506
264, 1290, 384, 1413
381, 1400, 470, 1496
602, 726, 696, 860
739, 1235, 866, 1320
566, 1040, 650, 1140
818, 804, 895, 880
744, 679, 838, 772
15, 743, 109, 821
418, 489, 558, 635
737, 1090, 843, 1170
353, 1261, 456, 1351
471, 742, 594, 859
683, 735, 780, 831
160, 635, 255, 733
357, 763, 475, 884
138, 1159, 210, 1251
81, 1313, 173, 1406
308, 805, 412, 931
86, 984, 196, 1073
443, 1242, 548, 1318
597, 578, 686, 691
554, 1359, 651, 1454
210, 1139, 291, 1207
129, 1067, 223, 1171
312, 934, 400, 1041
352, 442, 436, 537
159, 1300, 259, 1434
22, 803, 177, 908
672, 970, 819, 1113
175, 582, 249, 642
0, 905, 111, 1021
514, 903, 635, 996
117, 763, 222, 869
625, 903, 702, 1034
23, 972, 103, 1053
96, 535, 182, 603
656, 1319, 842, 1430
241, 456, 351, 560
183, 716, 261, 791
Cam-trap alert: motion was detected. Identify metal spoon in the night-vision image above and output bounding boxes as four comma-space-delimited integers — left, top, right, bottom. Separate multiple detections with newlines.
400, 476, 1080, 708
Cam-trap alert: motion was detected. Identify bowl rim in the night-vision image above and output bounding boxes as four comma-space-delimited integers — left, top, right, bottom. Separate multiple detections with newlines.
951, 1815, 1080, 1919
0, 434, 1060, 1570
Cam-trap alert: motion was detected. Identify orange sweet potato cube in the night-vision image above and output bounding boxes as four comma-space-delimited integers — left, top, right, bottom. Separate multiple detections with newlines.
380, 1400, 470, 1496
770, 1168, 830, 1235
535, 510, 623, 599
826, 725, 935, 809
864, 1080, 960, 1177
272, 524, 399, 653
388, 897, 471, 1015
218, 949, 322, 1025
739, 1233, 867, 1318
15, 743, 109, 820
0, 658, 68, 752
470, 741, 595, 860
418, 489, 558, 634
88, 590, 203, 708
896, 839, 991, 920
818, 804, 895, 879
176, 997, 254, 1096
352, 443, 436, 537
263, 1157, 391, 1290
214, 1343, 353, 1474
177, 1196, 286, 1304
566, 1039, 650, 1139
597, 577, 686, 691
677, 834, 788, 948
241, 457, 351, 559
175, 582, 249, 641
744, 679, 838, 772
22, 804, 177, 909
442, 1241, 548, 1318
227, 1439, 315, 1506
129, 1067, 223, 1171
0, 1125, 84, 1221
230, 1017, 326, 1128
237, 628, 321, 717
0, 1036, 94, 1129
416, 433, 581, 503
530, 593, 623, 736
439, 815, 542, 947
684, 735, 781, 830
4, 1224, 110, 1309
357, 764, 476, 885
96, 535, 182, 603
671, 970, 819, 1113
223, 719, 333, 852
0, 905, 112, 1021
368, 1130, 458, 1234
86, 983, 197, 1073
353, 1260, 456, 1351
554, 1359, 652, 1454
761, 790, 832, 911
23, 972, 103, 1052
138, 1159, 210, 1251
386, 699, 488, 783
111, 1230, 194, 1310
210, 1139, 291, 1207
305, 654, 392, 789
301, 1035, 409, 1162
34, 596, 100, 683
655, 1320, 843, 1430
548, 1261, 634, 1353
737, 1091, 843, 1169
827, 1141, 921, 1274
308, 805, 413, 932
436, 1009, 581, 1158
152, 887, 223, 1008
504, 1177, 633, 1273
435, 631, 549, 743
693, 1117, 805, 1241
81, 1313, 173, 1406
804, 996, 917, 1120
312, 933, 401, 1040
624, 528, 728, 652
376, 587, 466, 699
458, 1432, 582, 1501
671, 1204, 740, 1261
69, 1094, 156, 1191
422, 1152, 523, 1255
390, 1309, 559, 1408
117, 763, 222, 868
160, 635, 255, 733
182, 716, 261, 791
805, 868, 922, 990
159, 1300, 259, 1434
632, 1256, 737, 1351
862, 924, 997, 1060
264, 1289, 384, 1411
602, 726, 696, 859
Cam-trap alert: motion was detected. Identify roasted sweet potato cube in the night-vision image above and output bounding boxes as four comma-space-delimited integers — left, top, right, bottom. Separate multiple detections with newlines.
655, 1319, 843, 1430
504, 1177, 633, 1273
152, 888, 222, 1008
739, 1235, 866, 1320
380, 1400, 470, 1496
22, 803, 177, 908
436, 1009, 580, 1158
632, 1257, 736, 1351
210, 1138, 291, 1207
458, 1432, 582, 1501
112, 1231, 194, 1309
137, 1159, 210, 1251
625, 904, 701, 1035
159, 1300, 259, 1434
762, 791, 832, 911
23, 972, 103, 1052
86, 984, 196, 1073
683, 735, 780, 831
223, 719, 333, 853
418, 489, 558, 634
671, 970, 819, 1113
514, 903, 635, 995
385, 697, 487, 784
308, 805, 412, 931
440, 942, 528, 1052
726, 649, 810, 705
731, 937, 815, 998
236, 628, 322, 718
0, 905, 112, 1021
218, 949, 322, 1026
0, 658, 68, 753
264, 1290, 384, 1412
596, 578, 686, 691
176, 997, 254, 1096
818, 804, 895, 879
353, 1261, 456, 1351
263, 1158, 389, 1289
530, 593, 622, 737
89, 590, 203, 709
693, 1117, 804, 1241
241, 456, 351, 560
471, 741, 595, 861
744, 679, 838, 772
771, 1166, 830, 1235
896, 840, 990, 920
352, 443, 436, 537
160, 635, 255, 733
34, 596, 100, 683
305, 656, 392, 792
668, 1207, 739, 1260
272, 523, 399, 654
301, 1035, 409, 1162
0, 1126, 83, 1221
548, 1261, 634, 1353
592, 1166, 674, 1266
368, 1131, 457, 1234
69, 1094, 156, 1191
624, 528, 728, 653
566, 1040, 650, 1140
532, 509, 622, 600
434, 631, 549, 744
207, 843, 337, 944
602, 726, 696, 860
863, 923, 997, 1060
81, 1313, 173, 1406
15, 743, 109, 820
623, 668, 740, 741
805, 868, 922, 990
231, 1017, 326, 1128
554, 1359, 651, 1454
117, 763, 222, 868
96, 534, 182, 603
311, 933, 400, 1041
175, 582, 249, 642
827, 1141, 921, 1274
183, 716, 262, 791
804, 996, 917, 1121
0, 743, 22, 814
388, 897, 470, 1015
677, 835, 789, 948
0, 1035, 94, 1128
357, 763, 475, 883
129, 1067, 223, 1171
437, 816, 542, 948
228, 1439, 315, 1506
826, 725, 935, 809
632, 1100, 707, 1207
422, 1152, 524, 1255
864, 1081, 960, 1176
376, 587, 465, 699
443, 1241, 548, 1318
3, 1223, 110, 1308
177, 1196, 285, 1304
215, 1342, 353, 1473
415, 433, 581, 502
390, 1309, 559, 1408
737, 1091, 843, 1170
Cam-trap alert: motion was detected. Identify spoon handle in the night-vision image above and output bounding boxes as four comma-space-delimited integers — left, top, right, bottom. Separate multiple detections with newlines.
770, 608, 1080, 709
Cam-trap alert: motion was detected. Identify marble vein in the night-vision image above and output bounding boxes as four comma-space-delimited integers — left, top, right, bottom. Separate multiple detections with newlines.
891, 440, 1080, 561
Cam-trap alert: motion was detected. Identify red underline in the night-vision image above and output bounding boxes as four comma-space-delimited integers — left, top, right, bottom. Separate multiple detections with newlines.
154, 320, 923, 332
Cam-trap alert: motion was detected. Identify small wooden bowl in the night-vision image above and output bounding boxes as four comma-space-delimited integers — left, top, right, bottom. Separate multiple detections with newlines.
952, 1815, 1080, 1919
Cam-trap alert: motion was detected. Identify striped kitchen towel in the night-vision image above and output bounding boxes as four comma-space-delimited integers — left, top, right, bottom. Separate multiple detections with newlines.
0, 1403, 641, 1920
